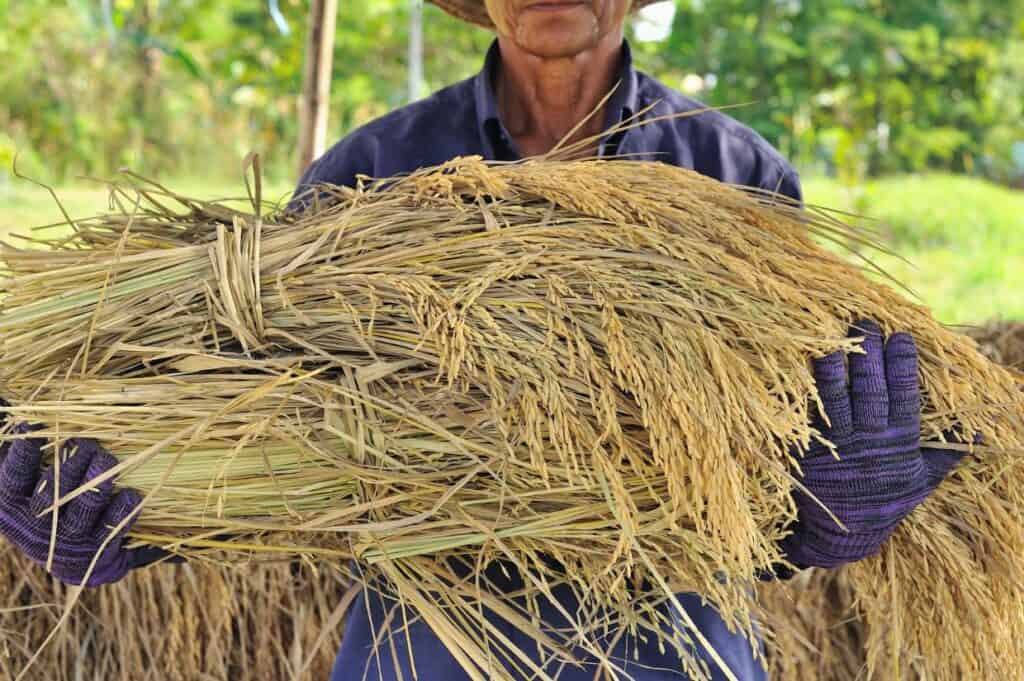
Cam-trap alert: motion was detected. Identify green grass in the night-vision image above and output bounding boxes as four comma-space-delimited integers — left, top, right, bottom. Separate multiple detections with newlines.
0, 173, 1019, 326
803, 174, 1024, 325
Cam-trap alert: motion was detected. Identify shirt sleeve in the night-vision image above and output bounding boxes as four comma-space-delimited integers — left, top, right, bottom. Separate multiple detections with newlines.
770, 167, 804, 207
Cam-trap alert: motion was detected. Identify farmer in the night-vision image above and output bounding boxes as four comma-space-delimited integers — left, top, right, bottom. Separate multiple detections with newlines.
0, 1, 964, 679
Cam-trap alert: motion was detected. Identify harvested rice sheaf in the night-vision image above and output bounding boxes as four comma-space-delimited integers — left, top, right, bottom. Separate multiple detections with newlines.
0, 158, 1021, 681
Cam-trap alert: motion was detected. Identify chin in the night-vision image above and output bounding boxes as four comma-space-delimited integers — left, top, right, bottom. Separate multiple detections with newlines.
514, 17, 600, 59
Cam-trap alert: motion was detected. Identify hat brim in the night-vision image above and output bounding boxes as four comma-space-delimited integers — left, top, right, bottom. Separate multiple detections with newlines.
430, 1, 663, 29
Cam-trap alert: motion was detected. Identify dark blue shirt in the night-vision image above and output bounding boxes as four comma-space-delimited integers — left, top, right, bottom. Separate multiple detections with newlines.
296, 41, 801, 204
317, 40, 794, 681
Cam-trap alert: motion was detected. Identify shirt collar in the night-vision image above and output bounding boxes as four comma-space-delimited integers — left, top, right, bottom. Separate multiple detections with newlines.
473, 39, 640, 160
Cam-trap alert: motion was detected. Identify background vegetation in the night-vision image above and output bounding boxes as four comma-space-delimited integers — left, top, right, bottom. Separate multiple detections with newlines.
3, 0, 1023, 185
1, 1, 1022, 324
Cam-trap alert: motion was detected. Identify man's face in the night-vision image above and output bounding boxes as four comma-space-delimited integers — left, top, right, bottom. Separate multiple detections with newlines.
485, 0, 631, 58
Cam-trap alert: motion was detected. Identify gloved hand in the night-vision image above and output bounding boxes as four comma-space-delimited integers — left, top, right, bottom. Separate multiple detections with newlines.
0, 424, 164, 586
780, 319, 966, 570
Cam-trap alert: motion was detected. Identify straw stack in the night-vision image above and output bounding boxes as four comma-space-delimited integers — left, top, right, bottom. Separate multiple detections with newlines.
1, 157, 1021, 681
968, 320, 1024, 370
0, 549, 349, 681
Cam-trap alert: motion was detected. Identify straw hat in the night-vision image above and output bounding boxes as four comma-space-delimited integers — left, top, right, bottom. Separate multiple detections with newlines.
430, 1, 663, 29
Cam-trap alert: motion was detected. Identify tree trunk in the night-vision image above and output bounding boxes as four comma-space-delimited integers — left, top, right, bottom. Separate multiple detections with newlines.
297, 0, 339, 181
134, 0, 162, 170
408, 0, 423, 103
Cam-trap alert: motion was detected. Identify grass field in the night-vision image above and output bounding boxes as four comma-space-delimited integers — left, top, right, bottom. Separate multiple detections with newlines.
802, 175, 1024, 326
0, 172, 1020, 326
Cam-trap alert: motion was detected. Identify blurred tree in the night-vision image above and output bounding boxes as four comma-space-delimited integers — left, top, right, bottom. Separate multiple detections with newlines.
0, 0, 484, 182
631, 0, 1024, 185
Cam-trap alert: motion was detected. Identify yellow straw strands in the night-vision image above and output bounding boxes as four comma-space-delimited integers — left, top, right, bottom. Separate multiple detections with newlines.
1, 158, 1022, 680
968, 320, 1024, 370
0, 335, 1017, 681
0, 549, 350, 681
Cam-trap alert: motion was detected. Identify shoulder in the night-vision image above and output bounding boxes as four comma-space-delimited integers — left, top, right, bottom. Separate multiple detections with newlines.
634, 72, 802, 202
293, 77, 481, 200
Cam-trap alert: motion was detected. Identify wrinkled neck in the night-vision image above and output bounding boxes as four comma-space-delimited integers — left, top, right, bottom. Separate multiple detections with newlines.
495, 31, 623, 157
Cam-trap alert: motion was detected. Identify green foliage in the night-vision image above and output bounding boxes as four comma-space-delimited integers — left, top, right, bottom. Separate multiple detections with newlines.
803, 174, 1024, 324
1, 1, 1023, 186
631, 0, 1024, 185
0, 0, 485, 183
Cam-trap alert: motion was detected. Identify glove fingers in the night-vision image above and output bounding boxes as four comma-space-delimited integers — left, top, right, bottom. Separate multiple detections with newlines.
53, 440, 98, 493
97, 489, 143, 545
29, 465, 58, 518
848, 319, 889, 432
0, 424, 45, 501
64, 449, 118, 536
61, 438, 102, 466
884, 333, 921, 428
811, 350, 853, 440
28, 441, 96, 518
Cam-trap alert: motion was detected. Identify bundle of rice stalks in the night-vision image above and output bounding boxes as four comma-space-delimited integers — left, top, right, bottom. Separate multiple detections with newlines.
1, 157, 1022, 680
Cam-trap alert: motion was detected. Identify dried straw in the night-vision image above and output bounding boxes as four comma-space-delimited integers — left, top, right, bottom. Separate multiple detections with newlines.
0, 548, 350, 681
758, 567, 865, 681
1, 157, 1022, 680
968, 320, 1024, 370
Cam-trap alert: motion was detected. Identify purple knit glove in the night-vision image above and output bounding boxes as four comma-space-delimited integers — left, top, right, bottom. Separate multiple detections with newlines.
780, 320, 965, 570
0, 425, 155, 586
